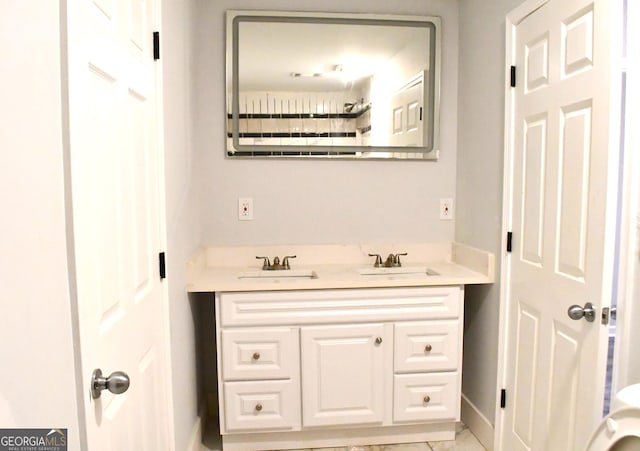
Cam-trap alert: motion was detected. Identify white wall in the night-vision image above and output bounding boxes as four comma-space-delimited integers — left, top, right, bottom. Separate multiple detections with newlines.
456, 0, 523, 425
194, 0, 459, 246
161, 0, 203, 449
0, 1, 82, 448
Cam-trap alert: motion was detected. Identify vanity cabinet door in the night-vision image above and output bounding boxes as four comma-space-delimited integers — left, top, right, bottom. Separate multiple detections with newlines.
300, 323, 387, 427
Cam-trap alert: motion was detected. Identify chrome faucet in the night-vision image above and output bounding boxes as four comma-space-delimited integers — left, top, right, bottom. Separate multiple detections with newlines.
368, 252, 407, 268
256, 255, 297, 270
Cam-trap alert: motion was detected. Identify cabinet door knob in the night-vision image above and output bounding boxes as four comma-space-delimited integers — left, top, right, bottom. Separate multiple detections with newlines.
375, 337, 383, 345
252, 352, 260, 360
424, 344, 432, 352
255, 403, 263, 412
423, 395, 431, 404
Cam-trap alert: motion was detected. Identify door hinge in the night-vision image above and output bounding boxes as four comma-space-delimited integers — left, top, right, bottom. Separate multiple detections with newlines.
153, 31, 160, 60
500, 389, 507, 408
419, 107, 423, 121
159, 252, 166, 279
506, 232, 513, 253
510, 65, 516, 87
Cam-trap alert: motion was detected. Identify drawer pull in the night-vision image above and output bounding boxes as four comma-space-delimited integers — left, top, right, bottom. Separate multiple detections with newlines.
424, 344, 432, 353
423, 395, 431, 404
255, 403, 263, 412
375, 337, 383, 345
252, 352, 261, 361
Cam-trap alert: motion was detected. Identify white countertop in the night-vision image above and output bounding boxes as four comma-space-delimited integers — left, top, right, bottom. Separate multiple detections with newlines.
186, 242, 495, 293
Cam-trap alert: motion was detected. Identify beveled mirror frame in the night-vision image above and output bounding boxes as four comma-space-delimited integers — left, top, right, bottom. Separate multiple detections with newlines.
226, 11, 441, 160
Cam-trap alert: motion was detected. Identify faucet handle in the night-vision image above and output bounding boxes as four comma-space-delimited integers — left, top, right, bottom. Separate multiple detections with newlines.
394, 252, 407, 267
368, 253, 383, 267
283, 255, 297, 270
256, 256, 271, 270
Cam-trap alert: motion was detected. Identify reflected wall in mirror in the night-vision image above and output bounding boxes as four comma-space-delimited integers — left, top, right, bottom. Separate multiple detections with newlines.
226, 11, 441, 159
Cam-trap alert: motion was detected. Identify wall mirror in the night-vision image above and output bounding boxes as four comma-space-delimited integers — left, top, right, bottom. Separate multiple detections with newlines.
226, 11, 441, 160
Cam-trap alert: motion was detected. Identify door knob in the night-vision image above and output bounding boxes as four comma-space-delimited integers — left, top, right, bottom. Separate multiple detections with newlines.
91, 369, 130, 399
567, 302, 596, 322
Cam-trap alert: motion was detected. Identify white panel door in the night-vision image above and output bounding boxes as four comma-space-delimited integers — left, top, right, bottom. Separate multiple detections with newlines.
66, 0, 172, 449
301, 324, 387, 427
501, 0, 619, 449
389, 75, 424, 147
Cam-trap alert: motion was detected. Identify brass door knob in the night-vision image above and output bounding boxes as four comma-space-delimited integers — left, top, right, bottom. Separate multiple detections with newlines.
255, 403, 263, 412
252, 352, 260, 360
423, 395, 431, 403
375, 337, 383, 345
424, 344, 432, 352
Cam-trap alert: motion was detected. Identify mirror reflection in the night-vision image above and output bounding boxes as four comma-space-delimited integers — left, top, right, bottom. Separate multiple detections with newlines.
226, 12, 440, 159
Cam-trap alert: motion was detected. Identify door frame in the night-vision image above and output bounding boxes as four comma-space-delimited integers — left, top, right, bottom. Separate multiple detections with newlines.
494, 0, 625, 447
149, 0, 177, 446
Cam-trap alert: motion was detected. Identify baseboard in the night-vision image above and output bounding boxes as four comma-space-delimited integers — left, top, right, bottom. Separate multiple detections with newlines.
187, 414, 203, 451
461, 394, 495, 450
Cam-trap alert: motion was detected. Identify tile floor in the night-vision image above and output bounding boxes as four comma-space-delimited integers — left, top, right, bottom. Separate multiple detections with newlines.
201, 421, 486, 451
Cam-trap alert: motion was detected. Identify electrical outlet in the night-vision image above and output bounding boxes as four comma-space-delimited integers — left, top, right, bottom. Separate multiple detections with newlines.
238, 197, 253, 221
440, 198, 454, 220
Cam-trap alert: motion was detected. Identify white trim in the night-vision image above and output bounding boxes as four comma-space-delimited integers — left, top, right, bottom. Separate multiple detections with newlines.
461, 394, 495, 450
494, 0, 551, 449
59, 0, 89, 448
187, 416, 202, 451
153, 0, 177, 447
221, 422, 455, 451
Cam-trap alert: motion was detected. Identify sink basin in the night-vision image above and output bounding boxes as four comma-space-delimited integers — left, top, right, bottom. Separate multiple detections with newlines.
358, 266, 439, 278
237, 269, 318, 281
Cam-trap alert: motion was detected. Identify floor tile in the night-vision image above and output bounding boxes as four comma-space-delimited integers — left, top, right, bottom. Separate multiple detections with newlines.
380, 442, 432, 451
428, 428, 486, 451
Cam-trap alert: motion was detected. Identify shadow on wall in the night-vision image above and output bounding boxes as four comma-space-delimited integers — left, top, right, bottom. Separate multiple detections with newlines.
190, 292, 218, 419
463, 284, 494, 329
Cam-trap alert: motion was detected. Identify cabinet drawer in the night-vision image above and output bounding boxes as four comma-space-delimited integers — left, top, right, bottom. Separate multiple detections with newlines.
223, 379, 301, 432
393, 373, 459, 423
219, 286, 461, 326
394, 321, 460, 372
222, 327, 298, 380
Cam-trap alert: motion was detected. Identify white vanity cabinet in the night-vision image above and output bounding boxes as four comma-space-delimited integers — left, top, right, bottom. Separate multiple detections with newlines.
215, 285, 464, 450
